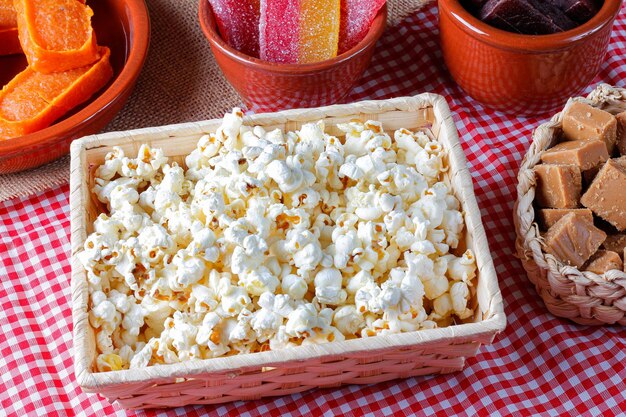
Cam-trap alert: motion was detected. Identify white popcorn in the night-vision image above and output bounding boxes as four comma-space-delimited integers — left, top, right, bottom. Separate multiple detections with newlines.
445, 250, 478, 282
96, 146, 124, 180
130, 339, 157, 369
141, 296, 173, 334
90, 291, 119, 332
281, 274, 308, 300
164, 312, 199, 361
314, 268, 347, 306
238, 266, 279, 296
196, 312, 228, 356
96, 353, 124, 372
189, 284, 218, 314
285, 303, 333, 338
405, 252, 448, 300
450, 281, 473, 320
332, 305, 364, 336
267, 158, 304, 194
338, 155, 364, 181
217, 279, 251, 317
84, 113, 477, 370
251, 293, 294, 342
170, 251, 206, 289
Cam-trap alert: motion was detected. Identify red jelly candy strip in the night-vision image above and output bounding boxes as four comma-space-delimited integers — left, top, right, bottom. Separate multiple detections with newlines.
338, 0, 386, 54
209, 0, 260, 57
259, 0, 300, 63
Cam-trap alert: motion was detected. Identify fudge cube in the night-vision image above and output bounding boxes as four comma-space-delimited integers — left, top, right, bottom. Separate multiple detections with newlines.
543, 212, 606, 267
615, 111, 626, 156
602, 233, 626, 258
540, 140, 608, 171
581, 159, 626, 230
584, 250, 623, 274
562, 101, 617, 153
534, 164, 582, 209
582, 165, 601, 188
538, 208, 593, 229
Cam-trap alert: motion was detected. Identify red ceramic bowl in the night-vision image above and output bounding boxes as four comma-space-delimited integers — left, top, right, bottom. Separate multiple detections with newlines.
199, 1, 387, 112
439, 0, 623, 115
0, 0, 150, 174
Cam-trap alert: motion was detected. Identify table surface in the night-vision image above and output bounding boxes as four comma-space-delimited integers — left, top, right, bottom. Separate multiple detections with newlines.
1, 3, 625, 416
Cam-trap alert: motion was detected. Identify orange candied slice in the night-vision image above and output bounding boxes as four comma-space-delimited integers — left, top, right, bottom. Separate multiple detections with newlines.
0, 46, 113, 139
299, 0, 340, 63
14, 0, 99, 73
0, 0, 20, 55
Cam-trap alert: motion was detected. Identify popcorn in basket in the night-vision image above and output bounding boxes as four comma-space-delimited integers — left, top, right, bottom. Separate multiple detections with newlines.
71, 95, 504, 408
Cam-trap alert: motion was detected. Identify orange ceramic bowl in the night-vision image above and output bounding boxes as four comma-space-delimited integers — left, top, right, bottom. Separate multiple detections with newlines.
0, 0, 150, 174
439, 0, 622, 115
199, 0, 387, 112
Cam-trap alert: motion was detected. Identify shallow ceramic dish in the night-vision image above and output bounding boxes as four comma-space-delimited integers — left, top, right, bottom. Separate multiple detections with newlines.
439, 0, 622, 115
0, 0, 150, 174
198, 0, 387, 113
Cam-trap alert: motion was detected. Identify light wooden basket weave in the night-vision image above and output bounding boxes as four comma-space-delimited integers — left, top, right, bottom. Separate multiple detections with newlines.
70, 94, 506, 409
515, 84, 626, 326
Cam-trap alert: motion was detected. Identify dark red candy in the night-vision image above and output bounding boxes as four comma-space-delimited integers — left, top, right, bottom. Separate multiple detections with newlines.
480, 0, 576, 34
553, 0, 601, 23
529, 0, 577, 31
462, 0, 489, 12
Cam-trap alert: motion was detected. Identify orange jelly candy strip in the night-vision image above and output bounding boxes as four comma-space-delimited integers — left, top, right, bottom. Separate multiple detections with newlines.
298, 0, 340, 63
0, 0, 21, 55
14, 0, 99, 73
0, 46, 113, 139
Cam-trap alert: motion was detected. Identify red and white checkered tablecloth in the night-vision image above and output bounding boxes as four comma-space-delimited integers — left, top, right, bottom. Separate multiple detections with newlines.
2, 3, 626, 416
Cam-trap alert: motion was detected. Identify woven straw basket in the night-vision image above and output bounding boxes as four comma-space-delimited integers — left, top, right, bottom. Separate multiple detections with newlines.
515, 84, 626, 326
70, 94, 506, 409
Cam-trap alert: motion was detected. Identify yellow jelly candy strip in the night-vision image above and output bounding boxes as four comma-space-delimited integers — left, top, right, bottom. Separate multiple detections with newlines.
298, 0, 340, 64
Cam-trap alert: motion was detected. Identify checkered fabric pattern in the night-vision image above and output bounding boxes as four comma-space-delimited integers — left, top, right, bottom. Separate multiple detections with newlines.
2, 3, 626, 416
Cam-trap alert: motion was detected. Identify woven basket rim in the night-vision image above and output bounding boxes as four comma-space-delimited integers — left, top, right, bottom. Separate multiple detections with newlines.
71, 94, 506, 391
514, 83, 626, 325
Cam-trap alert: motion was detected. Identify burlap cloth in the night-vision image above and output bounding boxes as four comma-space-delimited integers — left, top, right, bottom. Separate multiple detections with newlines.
0, 0, 431, 202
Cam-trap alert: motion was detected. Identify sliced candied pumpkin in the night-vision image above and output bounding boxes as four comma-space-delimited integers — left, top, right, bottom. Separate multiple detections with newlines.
0, 46, 113, 139
0, 0, 20, 55
14, 0, 99, 73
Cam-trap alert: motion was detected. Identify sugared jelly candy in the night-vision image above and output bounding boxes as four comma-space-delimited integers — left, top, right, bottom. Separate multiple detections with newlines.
259, 0, 300, 63
338, 0, 386, 54
299, 0, 340, 63
209, 0, 260, 57
260, 0, 340, 64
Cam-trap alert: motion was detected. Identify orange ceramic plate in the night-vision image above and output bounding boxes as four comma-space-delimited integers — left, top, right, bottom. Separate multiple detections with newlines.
0, 46, 113, 139
0, 0, 20, 56
14, 0, 99, 73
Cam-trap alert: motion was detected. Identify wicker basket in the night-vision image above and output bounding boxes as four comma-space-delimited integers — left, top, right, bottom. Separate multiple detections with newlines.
70, 94, 506, 409
515, 84, 626, 326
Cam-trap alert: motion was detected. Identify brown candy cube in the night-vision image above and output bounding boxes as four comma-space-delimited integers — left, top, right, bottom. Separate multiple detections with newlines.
602, 233, 626, 257
540, 140, 608, 171
616, 111, 626, 156
584, 250, 623, 274
543, 212, 606, 267
562, 101, 617, 153
582, 165, 601, 188
534, 164, 581, 209
581, 159, 626, 231
538, 208, 593, 229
